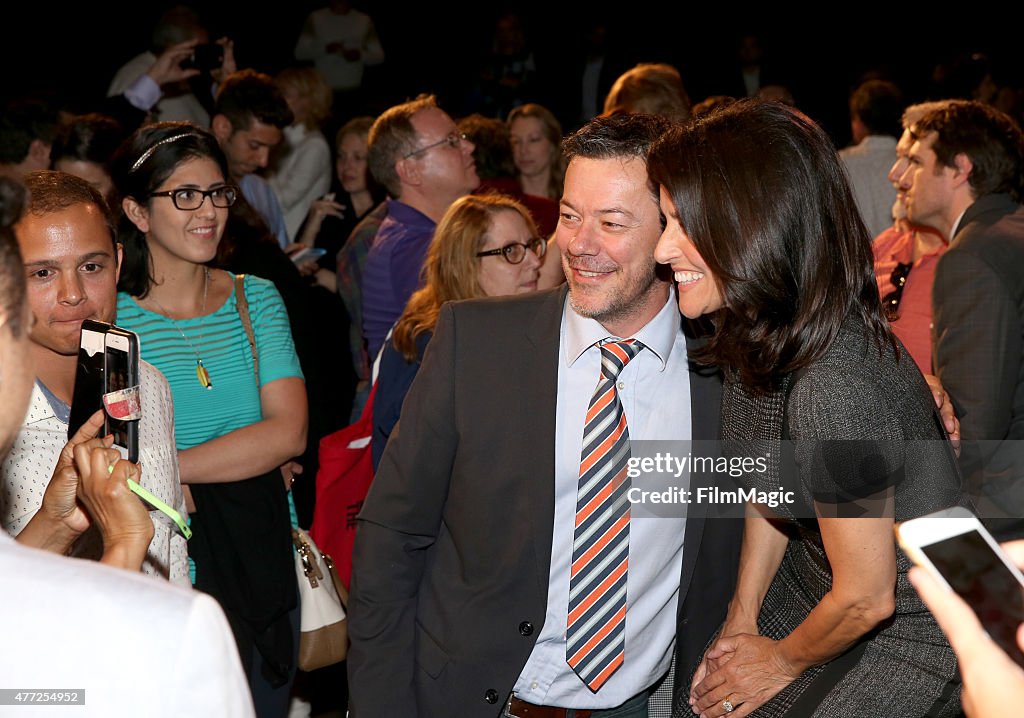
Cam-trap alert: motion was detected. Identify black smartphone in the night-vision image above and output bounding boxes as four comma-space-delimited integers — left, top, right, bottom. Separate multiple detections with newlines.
897, 506, 1024, 667
68, 319, 110, 439
183, 43, 223, 73
103, 326, 140, 462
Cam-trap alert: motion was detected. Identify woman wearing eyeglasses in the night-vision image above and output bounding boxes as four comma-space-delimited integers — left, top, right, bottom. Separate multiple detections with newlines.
372, 192, 545, 469
111, 122, 305, 718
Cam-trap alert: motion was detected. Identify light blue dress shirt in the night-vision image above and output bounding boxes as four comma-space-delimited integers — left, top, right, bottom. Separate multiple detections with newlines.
240, 173, 290, 249
513, 292, 693, 709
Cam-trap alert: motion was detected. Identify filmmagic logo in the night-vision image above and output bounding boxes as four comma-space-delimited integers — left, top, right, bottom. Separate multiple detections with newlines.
627, 486, 796, 508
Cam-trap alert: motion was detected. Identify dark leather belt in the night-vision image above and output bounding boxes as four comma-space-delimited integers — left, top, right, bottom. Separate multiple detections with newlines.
505, 696, 593, 718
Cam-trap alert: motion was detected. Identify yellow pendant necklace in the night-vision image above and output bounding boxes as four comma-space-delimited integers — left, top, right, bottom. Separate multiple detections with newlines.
150, 267, 214, 390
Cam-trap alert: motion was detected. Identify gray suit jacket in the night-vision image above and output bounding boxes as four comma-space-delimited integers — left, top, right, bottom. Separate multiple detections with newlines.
347, 287, 737, 717
933, 193, 1024, 537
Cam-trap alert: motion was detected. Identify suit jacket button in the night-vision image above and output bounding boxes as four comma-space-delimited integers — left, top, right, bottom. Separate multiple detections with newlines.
519, 621, 534, 636
484, 689, 499, 704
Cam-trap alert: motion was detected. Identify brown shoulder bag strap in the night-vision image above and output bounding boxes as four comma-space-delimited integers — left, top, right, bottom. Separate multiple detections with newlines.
234, 273, 259, 386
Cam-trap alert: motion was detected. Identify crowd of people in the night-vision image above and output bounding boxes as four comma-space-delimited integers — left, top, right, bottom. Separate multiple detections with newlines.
2, 4, 1024, 718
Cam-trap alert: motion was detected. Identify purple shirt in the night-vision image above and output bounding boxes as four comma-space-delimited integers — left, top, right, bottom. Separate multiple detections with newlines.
361, 199, 436, 360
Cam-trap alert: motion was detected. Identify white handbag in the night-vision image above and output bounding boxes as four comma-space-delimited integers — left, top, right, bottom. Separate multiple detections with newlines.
292, 527, 348, 670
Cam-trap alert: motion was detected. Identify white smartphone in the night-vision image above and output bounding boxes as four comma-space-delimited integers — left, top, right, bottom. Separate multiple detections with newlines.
896, 505, 1024, 666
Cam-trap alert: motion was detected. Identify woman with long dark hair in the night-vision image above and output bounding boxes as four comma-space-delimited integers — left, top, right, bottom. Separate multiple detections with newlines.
651, 100, 965, 717
111, 121, 306, 718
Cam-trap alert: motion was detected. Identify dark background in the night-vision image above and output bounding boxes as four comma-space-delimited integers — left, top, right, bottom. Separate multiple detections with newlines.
5, 3, 1022, 149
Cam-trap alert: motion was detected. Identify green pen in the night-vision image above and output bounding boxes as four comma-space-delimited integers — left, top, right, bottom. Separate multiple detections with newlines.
126, 478, 192, 540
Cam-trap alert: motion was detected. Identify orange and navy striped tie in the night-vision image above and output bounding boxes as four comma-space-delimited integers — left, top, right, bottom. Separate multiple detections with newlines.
567, 338, 643, 692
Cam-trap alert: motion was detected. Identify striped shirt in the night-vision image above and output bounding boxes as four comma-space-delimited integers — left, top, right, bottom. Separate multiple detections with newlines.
116, 274, 303, 450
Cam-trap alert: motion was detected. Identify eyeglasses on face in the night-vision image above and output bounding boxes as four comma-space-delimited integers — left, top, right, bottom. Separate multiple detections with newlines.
881, 261, 912, 320
404, 132, 467, 159
149, 186, 238, 210
476, 236, 547, 265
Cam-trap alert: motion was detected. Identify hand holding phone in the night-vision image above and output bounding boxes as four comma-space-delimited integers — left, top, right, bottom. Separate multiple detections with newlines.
904, 528, 1024, 717
182, 42, 224, 73
73, 441, 153, 570
898, 506, 1024, 667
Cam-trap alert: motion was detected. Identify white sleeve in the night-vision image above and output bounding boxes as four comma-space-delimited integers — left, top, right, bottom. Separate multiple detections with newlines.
362, 17, 385, 66
268, 135, 332, 213
169, 594, 255, 718
294, 14, 323, 61
160, 376, 191, 587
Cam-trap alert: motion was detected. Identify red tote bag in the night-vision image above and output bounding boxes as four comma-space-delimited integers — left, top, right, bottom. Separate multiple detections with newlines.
310, 382, 377, 590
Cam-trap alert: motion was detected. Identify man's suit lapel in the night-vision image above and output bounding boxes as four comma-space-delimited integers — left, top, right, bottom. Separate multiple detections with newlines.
953, 193, 1019, 244
523, 286, 570, 598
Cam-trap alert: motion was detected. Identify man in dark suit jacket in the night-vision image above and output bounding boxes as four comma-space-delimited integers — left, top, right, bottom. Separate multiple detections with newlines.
899, 99, 1024, 538
348, 113, 742, 717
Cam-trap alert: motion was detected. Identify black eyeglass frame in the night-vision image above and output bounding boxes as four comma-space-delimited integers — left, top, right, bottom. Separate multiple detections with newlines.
476, 237, 548, 265
403, 132, 468, 159
149, 186, 239, 210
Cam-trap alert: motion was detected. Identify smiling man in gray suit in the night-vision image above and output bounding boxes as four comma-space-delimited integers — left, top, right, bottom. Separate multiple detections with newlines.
348, 112, 739, 718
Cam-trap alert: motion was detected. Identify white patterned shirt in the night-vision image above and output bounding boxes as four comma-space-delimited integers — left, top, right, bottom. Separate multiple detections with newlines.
1, 361, 190, 586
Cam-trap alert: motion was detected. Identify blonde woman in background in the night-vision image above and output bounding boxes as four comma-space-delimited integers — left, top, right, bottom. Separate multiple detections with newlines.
603, 62, 692, 121
294, 116, 385, 292
508, 103, 565, 201
372, 193, 545, 467
269, 66, 333, 240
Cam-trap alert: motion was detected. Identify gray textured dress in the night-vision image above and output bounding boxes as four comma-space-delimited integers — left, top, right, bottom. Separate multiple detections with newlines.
709, 317, 965, 717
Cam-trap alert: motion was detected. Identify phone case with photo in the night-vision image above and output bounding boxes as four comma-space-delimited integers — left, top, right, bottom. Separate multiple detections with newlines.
104, 326, 140, 462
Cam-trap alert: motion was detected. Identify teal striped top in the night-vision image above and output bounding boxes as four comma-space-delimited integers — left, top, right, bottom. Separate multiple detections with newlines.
116, 273, 303, 450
